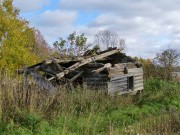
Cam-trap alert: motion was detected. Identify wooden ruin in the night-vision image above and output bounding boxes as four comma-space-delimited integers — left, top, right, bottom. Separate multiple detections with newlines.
20, 48, 143, 95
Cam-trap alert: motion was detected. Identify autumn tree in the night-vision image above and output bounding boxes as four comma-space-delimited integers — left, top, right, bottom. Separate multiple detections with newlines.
34, 30, 51, 60
0, 0, 50, 70
153, 48, 180, 80
53, 32, 92, 57
94, 29, 126, 51
134, 57, 154, 79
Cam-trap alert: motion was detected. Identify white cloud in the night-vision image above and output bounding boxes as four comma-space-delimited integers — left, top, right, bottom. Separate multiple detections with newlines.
13, 0, 50, 12
37, 10, 77, 27
14, 0, 180, 58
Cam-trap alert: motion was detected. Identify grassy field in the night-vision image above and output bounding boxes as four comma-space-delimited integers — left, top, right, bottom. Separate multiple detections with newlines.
0, 72, 179, 135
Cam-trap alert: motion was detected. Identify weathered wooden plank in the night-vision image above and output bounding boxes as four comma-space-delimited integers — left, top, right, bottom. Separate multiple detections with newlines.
110, 74, 129, 81
84, 78, 108, 82
108, 81, 127, 86
108, 72, 124, 77
92, 63, 112, 73
133, 72, 143, 77
134, 79, 143, 84
86, 63, 104, 68
108, 84, 128, 90
108, 88, 128, 92
134, 86, 144, 91
134, 76, 143, 80
29, 70, 55, 91
128, 68, 143, 73
52, 59, 64, 71
109, 80, 127, 84
115, 63, 137, 68
84, 71, 108, 77
110, 78, 128, 83
44, 58, 81, 64
108, 78, 128, 91
55, 49, 120, 79
108, 67, 125, 75
108, 86, 128, 92
69, 71, 84, 82
134, 83, 143, 88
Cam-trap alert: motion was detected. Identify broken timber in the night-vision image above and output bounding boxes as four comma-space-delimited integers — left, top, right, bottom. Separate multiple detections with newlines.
48, 49, 120, 81
19, 47, 144, 96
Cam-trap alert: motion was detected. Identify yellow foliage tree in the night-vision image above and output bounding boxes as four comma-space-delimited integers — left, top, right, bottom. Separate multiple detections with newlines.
0, 0, 39, 70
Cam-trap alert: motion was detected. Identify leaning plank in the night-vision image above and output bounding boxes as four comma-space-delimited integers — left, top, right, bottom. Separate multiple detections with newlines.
29, 70, 55, 91
69, 71, 84, 83
52, 59, 64, 72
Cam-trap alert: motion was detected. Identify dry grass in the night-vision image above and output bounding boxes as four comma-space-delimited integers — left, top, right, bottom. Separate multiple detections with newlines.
0, 70, 179, 134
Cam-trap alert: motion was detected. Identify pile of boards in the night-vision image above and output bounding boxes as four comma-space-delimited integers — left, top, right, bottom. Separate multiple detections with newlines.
19, 48, 143, 95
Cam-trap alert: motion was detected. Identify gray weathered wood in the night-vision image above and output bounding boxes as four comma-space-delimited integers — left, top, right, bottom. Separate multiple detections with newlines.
48, 49, 120, 80
134, 76, 143, 80
134, 79, 143, 84
128, 68, 143, 73
92, 63, 112, 73
115, 63, 137, 68
70, 71, 84, 82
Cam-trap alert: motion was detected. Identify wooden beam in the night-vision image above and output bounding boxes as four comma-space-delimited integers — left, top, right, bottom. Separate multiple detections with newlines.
69, 71, 84, 82
92, 63, 111, 73
49, 49, 120, 80
52, 59, 64, 71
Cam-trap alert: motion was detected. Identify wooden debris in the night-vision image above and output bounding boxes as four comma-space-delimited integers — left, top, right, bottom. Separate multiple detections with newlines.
19, 47, 144, 96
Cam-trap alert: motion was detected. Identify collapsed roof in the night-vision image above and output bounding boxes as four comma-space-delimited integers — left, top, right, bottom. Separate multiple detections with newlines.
19, 47, 143, 95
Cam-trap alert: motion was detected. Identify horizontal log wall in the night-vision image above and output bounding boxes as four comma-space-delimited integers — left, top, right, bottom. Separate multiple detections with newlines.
108, 75, 129, 95
128, 68, 143, 91
108, 68, 144, 96
83, 70, 109, 89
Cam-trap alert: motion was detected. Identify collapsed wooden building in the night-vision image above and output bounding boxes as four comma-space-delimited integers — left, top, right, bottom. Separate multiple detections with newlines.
20, 48, 144, 95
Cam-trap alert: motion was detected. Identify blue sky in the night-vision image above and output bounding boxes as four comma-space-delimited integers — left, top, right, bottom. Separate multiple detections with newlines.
13, 0, 180, 58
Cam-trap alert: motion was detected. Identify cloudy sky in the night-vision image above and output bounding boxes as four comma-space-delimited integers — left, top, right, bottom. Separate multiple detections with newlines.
13, 0, 180, 58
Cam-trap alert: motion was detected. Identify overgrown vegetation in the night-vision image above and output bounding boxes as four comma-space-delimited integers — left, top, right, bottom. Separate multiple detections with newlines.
135, 48, 180, 81
0, 71, 179, 135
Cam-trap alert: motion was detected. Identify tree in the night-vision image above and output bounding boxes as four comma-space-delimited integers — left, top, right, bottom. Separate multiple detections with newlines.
0, 0, 50, 70
53, 32, 92, 56
134, 57, 154, 79
34, 30, 51, 60
94, 29, 126, 51
153, 48, 180, 80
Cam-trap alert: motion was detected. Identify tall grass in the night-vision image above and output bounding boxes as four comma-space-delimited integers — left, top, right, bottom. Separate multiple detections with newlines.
0, 70, 179, 134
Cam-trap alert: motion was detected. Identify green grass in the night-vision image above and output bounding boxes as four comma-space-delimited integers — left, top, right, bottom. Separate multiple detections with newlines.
0, 76, 179, 135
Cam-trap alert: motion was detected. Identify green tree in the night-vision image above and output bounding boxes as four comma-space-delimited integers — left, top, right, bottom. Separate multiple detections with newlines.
154, 48, 180, 80
53, 32, 92, 57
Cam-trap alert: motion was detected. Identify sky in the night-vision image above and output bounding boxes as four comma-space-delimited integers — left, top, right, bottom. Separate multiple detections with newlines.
13, 0, 180, 58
